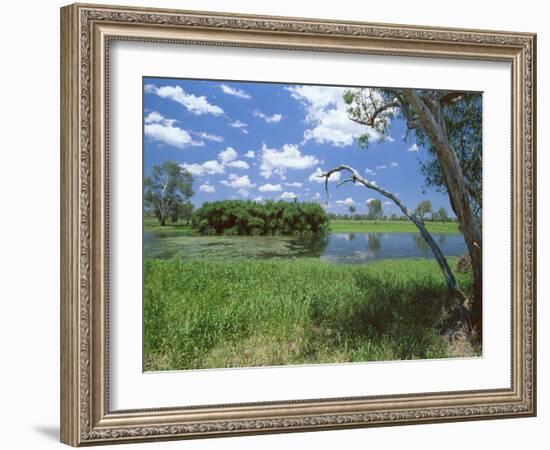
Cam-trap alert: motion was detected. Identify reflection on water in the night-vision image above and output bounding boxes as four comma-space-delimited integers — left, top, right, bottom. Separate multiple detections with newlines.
320, 232, 466, 264
144, 231, 467, 264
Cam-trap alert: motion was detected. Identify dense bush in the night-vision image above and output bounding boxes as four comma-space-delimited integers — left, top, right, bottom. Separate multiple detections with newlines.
191, 200, 329, 237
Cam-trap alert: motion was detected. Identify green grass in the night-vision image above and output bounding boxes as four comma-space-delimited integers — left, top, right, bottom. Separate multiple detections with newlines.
144, 215, 195, 235
329, 220, 460, 234
144, 216, 459, 235
144, 257, 476, 371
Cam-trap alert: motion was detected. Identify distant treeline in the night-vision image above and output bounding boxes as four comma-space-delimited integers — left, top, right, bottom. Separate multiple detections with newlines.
192, 200, 329, 237
327, 213, 458, 223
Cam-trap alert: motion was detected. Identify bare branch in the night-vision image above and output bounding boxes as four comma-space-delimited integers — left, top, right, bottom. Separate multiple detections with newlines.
320, 164, 468, 319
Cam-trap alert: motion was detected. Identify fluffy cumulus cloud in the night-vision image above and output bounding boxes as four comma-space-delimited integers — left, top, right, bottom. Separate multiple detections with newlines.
408, 143, 419, 152
308, 167, 341, 183
217, 147, 249, 169
182, 147, 250, 177
285, 86, 382, 147
227, 160, 250, 169
259, 183, 283, 192
244, 150, 255, 159
221, 174, 256, 189
181, 160, 225, 177
199, 184, 216, 193
280, 192, 297, 200
390, 161, 399, 167
145, 84, 223, 116
218, 147, 238, 163
285, 182, 303, 187
253, 110, 283, 123
260, 143, 319, 179
336, 197, 355, 206
144, 111, 203, 148
220, 84, 251, 99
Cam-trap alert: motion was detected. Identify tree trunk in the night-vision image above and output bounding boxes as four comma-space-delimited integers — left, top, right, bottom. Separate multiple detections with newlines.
402, 90, 483, 336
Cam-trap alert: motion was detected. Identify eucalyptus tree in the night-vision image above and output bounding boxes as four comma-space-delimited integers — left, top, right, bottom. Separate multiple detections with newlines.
323, 88, 483, 333
144, 161, 194, 226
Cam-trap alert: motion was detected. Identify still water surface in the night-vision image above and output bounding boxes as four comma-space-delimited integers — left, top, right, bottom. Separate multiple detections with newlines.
144, 231, 467, 264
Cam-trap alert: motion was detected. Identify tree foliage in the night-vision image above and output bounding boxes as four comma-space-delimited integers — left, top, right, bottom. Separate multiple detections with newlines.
432, 207, 450, 223
367, 199, 383, 221
144, 161, 194, 226
414, 200, 432, 221
416, 93, 482, 223
344, 88, 482, 225
192, 200, 329, 237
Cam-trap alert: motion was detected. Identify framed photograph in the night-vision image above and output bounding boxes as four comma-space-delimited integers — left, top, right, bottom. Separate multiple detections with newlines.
60, 3, 536, 446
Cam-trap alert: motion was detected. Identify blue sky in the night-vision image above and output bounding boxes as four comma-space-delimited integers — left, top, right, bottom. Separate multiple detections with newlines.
143, 77, 454, 216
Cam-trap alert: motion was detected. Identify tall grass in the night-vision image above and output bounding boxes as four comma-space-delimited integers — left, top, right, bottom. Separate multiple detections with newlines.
144, 258, 475, 371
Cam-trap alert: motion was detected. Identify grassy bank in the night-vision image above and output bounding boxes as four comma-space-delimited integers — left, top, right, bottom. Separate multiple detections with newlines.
144, 218, 459, 235
144, 215, 195, 235
144, 257, 475, 371
329, 220, 460, 234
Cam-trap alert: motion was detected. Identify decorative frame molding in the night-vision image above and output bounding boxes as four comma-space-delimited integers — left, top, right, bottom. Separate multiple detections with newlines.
60, 3, 536, 446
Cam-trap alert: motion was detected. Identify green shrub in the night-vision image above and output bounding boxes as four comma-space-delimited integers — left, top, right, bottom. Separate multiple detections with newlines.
191, 200, 329, 237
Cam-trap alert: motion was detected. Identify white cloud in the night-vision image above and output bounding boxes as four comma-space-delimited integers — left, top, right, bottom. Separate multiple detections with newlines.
285, 85, 382, 147
376, 164, 387, 170
367, 198, 375, 204
144, 111, 205, 148
308, 167, 341, 183
390, 161, 399, 167
285, 182, 303, 187
145, 84, 223, 116
237, 188, 250, 197
244, 150, 255, 159
220, 84, 251, 99
365, 167, 376, 175
199, 184, 216, 193
218, 147, 238, 163
195, 132, 224, 142
181, 160, 225, 176
253, 196, 264, 203
408, 143, 419, 152
259, 183, 283, 192
280, 191, 297, 200
383, 201, 393, 206
229, 120, 248, 134
144, 111, 175, 126
253, 110, 283, 123
221, 174, 256, 189
145, 123, 202, 148
145, 112, 227, 148
227, 160, 250, 169
336, 197, 355, 206
260, 143, 319, 179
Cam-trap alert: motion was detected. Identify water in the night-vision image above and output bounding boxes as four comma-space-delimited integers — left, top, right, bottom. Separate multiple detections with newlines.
320, 232, 466, 264
144, 231, 467, 264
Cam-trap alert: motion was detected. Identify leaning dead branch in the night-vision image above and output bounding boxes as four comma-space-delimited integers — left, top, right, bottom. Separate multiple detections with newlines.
321, 164, 470, 332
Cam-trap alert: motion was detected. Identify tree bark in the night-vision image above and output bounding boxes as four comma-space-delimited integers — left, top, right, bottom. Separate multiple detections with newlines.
401, 90, 482, 336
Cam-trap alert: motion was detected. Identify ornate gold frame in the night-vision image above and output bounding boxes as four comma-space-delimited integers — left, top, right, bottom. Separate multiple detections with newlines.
60, 3, 536, 446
